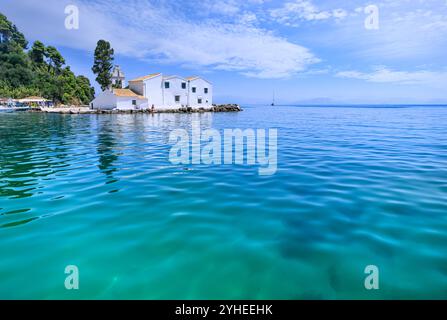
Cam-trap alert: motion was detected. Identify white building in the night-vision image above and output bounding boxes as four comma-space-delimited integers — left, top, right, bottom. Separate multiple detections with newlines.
185, 76, 213, 107
90, 71, 213, 111
90, 88, 148, 110
111, 65, 125, 88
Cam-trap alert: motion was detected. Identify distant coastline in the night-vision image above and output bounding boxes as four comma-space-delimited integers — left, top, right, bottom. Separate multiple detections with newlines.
245, 103, 447, 108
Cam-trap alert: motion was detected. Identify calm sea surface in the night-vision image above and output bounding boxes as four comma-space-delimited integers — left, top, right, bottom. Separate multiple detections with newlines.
0, 105, 446, 299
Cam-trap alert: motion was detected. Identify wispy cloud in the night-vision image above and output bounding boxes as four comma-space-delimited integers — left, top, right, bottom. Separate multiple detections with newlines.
2, 0, 319, 79
270, 0, 348, 26
336, 67, 447, 88
204, 0, 241, 15
323, 0, 447, 61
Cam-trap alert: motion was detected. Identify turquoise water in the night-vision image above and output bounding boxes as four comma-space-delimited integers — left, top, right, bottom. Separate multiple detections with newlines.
0, 106, 446, 299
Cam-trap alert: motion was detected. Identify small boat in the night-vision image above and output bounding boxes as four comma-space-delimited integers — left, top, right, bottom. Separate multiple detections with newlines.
0, 106, 30, 112
271, 90, 275, 106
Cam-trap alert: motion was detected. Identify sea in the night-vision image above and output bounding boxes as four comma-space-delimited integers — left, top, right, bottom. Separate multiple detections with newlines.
0, 105, 446, 299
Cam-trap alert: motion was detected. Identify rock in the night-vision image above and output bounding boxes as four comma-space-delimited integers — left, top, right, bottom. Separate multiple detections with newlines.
210, 104, 241, 112
31, 103, 242, 115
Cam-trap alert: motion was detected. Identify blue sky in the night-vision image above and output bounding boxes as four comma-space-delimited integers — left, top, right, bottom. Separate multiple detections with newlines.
1, 0, 447, 104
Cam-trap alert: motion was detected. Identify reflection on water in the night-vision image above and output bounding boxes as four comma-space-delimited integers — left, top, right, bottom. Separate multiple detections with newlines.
97, 119, 119, 184
0, 106, 447, 299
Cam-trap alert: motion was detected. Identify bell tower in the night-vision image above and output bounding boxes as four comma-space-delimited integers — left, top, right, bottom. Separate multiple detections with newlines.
111, 65, 125, 88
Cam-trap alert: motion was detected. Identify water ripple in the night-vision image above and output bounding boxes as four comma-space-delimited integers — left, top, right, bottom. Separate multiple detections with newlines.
0, 107, 446, 299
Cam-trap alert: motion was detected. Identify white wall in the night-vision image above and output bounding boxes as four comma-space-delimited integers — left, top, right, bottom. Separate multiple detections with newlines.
143, 75, 164, 108
90, 90, 117, 110
90, 90, 148, 110
116, 97, 148, 110
120, 74, 213, 110
162, 77, 188, 107
188, 78, 212, 108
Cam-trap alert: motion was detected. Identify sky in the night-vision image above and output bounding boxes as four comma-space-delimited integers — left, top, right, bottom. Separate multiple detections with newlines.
1, 0, 447, 104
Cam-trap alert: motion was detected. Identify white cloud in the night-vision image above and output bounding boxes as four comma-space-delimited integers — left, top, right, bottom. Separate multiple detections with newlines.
270, 0, 347, 26
239, 13, 258, 26
332, 9, 348, 19
327, 1, 447, 61
205, 0, 240, 15
336, 67, 447, 87
1, 0, 319, 79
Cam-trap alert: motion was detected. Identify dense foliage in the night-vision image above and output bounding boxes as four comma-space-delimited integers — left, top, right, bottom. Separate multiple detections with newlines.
92, 40, 114, 91
0, 13, 95, 105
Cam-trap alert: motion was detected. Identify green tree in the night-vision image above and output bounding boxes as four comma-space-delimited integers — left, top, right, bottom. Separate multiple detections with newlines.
0, 80, 39, 99
0, 13, 27, 50
112, 79, 122, 89
46, 46, 65, 74
0, 12, 94, 105
29, 40, 46, 65
92, 40, 114, 91
33, 69, 58, 101
0, 13, 13, 44
10, 24, 27, 49
0, 50, 34, 87
76, 75, 95, 104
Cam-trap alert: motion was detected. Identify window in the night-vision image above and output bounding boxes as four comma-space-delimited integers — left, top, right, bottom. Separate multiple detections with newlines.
204, 88, 208, 94
164, 82, 170, 89
132, 100, 137, 105
198, 98, 202, 104
192, 87, 196, 93
175, 95, 180, 103
181, 82, 186, 89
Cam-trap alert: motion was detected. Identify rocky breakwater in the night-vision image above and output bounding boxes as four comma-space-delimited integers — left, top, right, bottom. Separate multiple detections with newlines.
163, 104, 242, 113
211, 104, 242, 112
38, 104, 242, 114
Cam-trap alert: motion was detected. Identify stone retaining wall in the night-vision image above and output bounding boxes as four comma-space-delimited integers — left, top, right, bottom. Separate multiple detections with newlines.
38, 104, 242, 114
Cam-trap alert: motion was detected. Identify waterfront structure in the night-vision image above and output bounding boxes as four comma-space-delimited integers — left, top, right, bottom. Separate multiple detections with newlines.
18, 96, 52, 107
185, 76, 213, 108
90, 88, 147, 110
91, 71, 212, 110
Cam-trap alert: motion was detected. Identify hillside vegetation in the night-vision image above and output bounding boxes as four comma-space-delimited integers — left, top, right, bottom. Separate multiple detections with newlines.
0, 13, 94, 105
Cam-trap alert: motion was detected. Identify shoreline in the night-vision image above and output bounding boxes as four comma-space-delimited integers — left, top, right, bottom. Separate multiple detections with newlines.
35, 104, 242, 114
